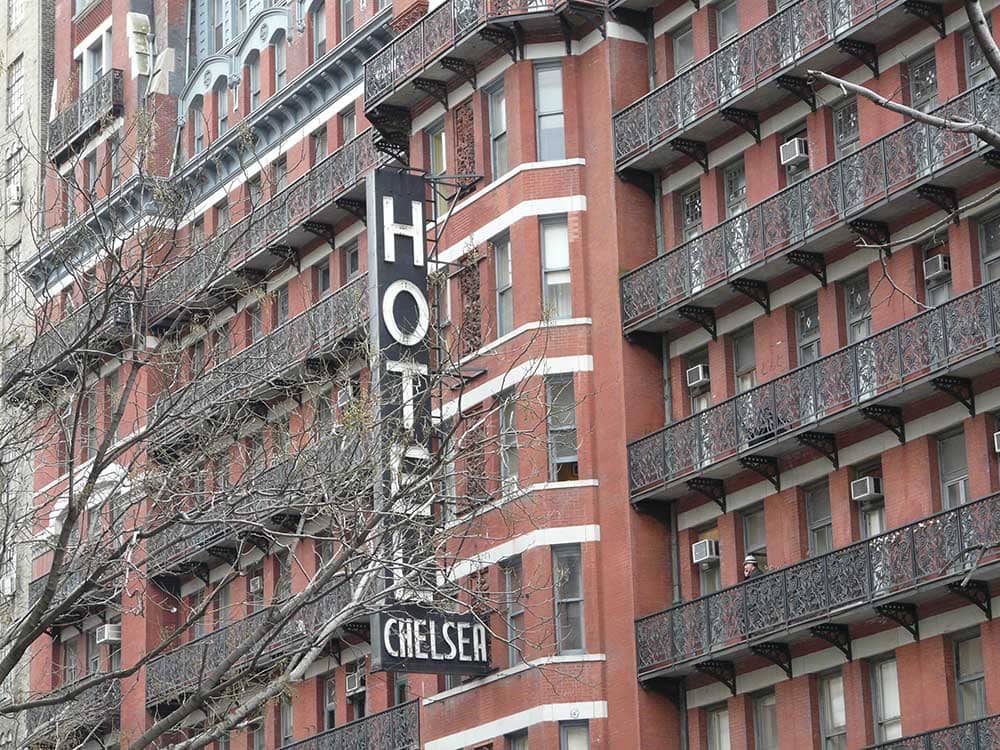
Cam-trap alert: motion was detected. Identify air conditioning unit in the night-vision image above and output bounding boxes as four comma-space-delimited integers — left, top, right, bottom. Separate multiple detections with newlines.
346, 669, 365, 694
923, 254, 951, 282
780, 137, 809, 166
850, 476, 883, 502
691, 538, 720, 565
5, 181, 21, 207
0, 576, 14, 597
96, 624, 122, 644
686, 364, 710, 389
993, 430, 1000, 453
249, 575, 264, 594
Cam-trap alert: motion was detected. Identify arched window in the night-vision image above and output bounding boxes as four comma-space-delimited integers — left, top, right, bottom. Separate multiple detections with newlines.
190, 99, 205, 155
214, 81, 229, 136
274, 34, 287, 91
247, 54, 261, 111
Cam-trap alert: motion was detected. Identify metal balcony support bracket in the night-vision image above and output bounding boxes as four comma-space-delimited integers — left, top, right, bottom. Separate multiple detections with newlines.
810, 623, 852, 661
849, 219, 890, 250
932, 375, 975, 416
672, 138, 709, 173
948, 579, 992, 620
441, 57, 477, 89
303, 222, 336, 245
730, 278, 770, 314
740, 455, 780, 491
695, 659, 736, 695
687, 477, 726, 513
787, 250, 827, 286
208, 545, 239, 567
343, 621, 371, 642
335, 197, 367, 223
797, 431, 838, 469
269, 244, 300, 272
916, 184, 959, 223
413, 77, 448, 108
480, 26, 518, 62
984, 150, 1000, 169
876, 602, 920, 641
861, 405, 906, 444
559, 14, 573, 54
678, 305, 717, 340
721, 108, 761, 144
750, 642, 792, 678
620, 168, 656, 199
837, 39, 879, 78
369, 104, 411, 164
903, 0, 946, 38
775, 75, 816, 112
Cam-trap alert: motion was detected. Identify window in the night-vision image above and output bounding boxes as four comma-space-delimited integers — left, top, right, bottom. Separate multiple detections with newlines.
275, 284, 289, 326
504, 555, 524, 664
237, 0, 248, 32
742, 505, 767, 570
248, 303, 263, 344
63, 638, 79, 683
246, 565, 264, 612
323, 674, 336, 728
981, 215, 1000, 282
428, 122, 447, 216
216, 199, 230, 230
247, 176, 263, 213
508, 732, 529, 750
313, 1, 327, 58
723, 160, 747, 218
213, 581, 231, 629
275, 37, 287, 90
84, 153, 99, 198
250, 723, 265, 750
214, 84, 228, 136
819, 671, 847, 750
541, 217, 571, 319
315, 260, 331, 297
784, 127, 810, 183
707, 705, 730, 750
697, 526, 721, 595
680, 185, 702, 241
8, 0, 24, 30
312, 126, 328, 162
340, 0, 354, 38
855, 463, 885, 538
872, 658, 902, 741
273, 156, 288, 193
215, 321, 231, 362
347, 660, 366, 720
833, 97, 860, 158
553, 545, 584, 653
6, 55, 22, 122
340, 107, 356, 141
546, 375, 578, 482
495, 235, 513, 336
342, 240, 360, 280
673, 24, 694, 72
86, 39, 103, 85
686, 348, 711, 413
192, 103, 205, 154
393, 674, 409, 705
796, 295, 821, 365
844, 272, 871, 343
956, 633, 986, 721
534, 63, 565, 161
716, 0, 739, 44
909, 51, 938, 112
965, 29, 993, 88
499, 393, 518, 489
733, 327, 756, 393
280, 696, 294, 745
109, 134, 120, 188
86, 628, 100, 674
248, 57, 261, 111
938, 430, 968, 509
488, 83, 508, 177
752, 692, 778, 750
805, 482, 832, 556
560, 722, 589, 750
213, 0, 225, 51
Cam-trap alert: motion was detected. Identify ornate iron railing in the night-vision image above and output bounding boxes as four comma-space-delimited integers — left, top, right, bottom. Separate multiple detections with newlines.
48, 69, 124, 158
628, 275, 1000, 496
283, 701, 420, 750
613, 0, 905, 165
870, 714, 1000, 749
620, 80, 1000, 330
151, 129, 383, 323
26, 676, 121, 738
636, 490, 1000, 675
146, 585, 354, 704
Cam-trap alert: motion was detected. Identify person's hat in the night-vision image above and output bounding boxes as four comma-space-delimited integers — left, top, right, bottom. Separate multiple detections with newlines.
744, 554, 758, 565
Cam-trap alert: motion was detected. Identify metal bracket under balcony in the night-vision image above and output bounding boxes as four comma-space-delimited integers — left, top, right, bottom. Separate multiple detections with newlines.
620, 168, 656, 199
208, 544, 239, 567
787, 250, 827, 287
931, 375, 975, 416
861, 405, 906, 444
343, 620, 372, 642
678, 305, 716, 340
948, 579, 992, 620
303, 221, 336, 245
672, 139, 709, 173
730, 278, 769, 314
335, 197, 367, 223
775, 75, 816, 112
810, 623, 852, 661
687, 477, 726, 512
413, 77, 448, 108
903, 0, 946, 38
849, 219, 890, 250
480, 25, 518, 62
916, 184, 959, 223
836, 39, 879, 78
720, 108, 760, 144
369, 104, 411, 163
875, 602, 919, 641
750, 642, 792, 678
695, 659, 736, 695
441, 57, 477, 90
796, 431, 838, 469
739, 455, 780, 491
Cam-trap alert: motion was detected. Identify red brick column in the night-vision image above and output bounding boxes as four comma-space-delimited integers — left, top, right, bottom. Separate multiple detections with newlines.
881, 436, 940, 527
764, 486, 807, 568
843, 660, 874, 749
896, 636, 956, 735
776, 675, 821, 750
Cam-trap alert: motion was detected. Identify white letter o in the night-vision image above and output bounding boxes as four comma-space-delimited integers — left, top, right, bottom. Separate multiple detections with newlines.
382, 279, 430, 346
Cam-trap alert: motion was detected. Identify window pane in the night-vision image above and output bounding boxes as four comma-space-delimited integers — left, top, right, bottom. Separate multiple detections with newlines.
674, 26, 694, 71
939, 432, 967, 478
561, 723, 589, 750
538, 113, 566, 160
754, 693, 778, 750
958, 636, 984, 676
536, 66, 563, 112
708, 708, 730, 750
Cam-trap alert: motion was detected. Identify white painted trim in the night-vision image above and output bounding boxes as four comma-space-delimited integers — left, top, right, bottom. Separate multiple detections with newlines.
458, 318, 592, 364
439, 354, 593, 420
443, 479, 599, 529
424, 701, 607, 750
422, 654, 606, 704
73, 16, 113, 61
449, 524, 600, 580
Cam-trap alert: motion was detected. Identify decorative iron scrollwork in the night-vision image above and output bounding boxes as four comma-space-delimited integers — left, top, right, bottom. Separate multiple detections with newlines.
875, 602, 919, 641
677, 305, 716, 340
810, 623, 852, 662
694, 659, 736, 695
932, 375, 975, 416
687, 477, 725, 512
750, 641, 792, 678
948, 579, 992, 620
860, 405, 905, 444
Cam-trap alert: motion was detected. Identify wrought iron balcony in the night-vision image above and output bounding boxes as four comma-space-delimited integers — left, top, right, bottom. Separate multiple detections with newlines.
636, 490, 1000, 679
26, 675, 120, 742
150, 129, 384, 330
870, 714, 1000, 749
145, 585, 353, 705
29, 558, 120, 627
621, 80, 1000, 335
629, 275, 1000, 501
613, 0, 920, 171
48, 69, 124, 162
283, 701, 420, 750
363, 0, 605, 111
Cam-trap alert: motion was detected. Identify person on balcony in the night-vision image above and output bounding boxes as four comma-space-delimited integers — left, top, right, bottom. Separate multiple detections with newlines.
743, 554, 763, 580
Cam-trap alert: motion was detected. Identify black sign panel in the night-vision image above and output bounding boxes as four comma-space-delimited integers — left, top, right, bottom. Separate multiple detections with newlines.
370, 604, 492, 676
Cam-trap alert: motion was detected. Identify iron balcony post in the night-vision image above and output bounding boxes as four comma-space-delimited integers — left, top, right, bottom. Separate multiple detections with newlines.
732, 395, 741, 454
704, 595, 713, 655
782, 567, 791, 626
895, 317, 905, 390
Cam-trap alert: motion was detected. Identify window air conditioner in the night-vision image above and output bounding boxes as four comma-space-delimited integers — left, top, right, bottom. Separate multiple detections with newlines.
923, 255, 951, 282
691, 538, 720, 565
346, 669, 365, 694
686, 364, 710, 389
96, 624, 122, 644
5, 182, 21, 207
993, 431, 1000, 453
780, 138, 809, 166
0, 576, 14, 597
249, 575, 264, 594
850, 476, 883, 502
